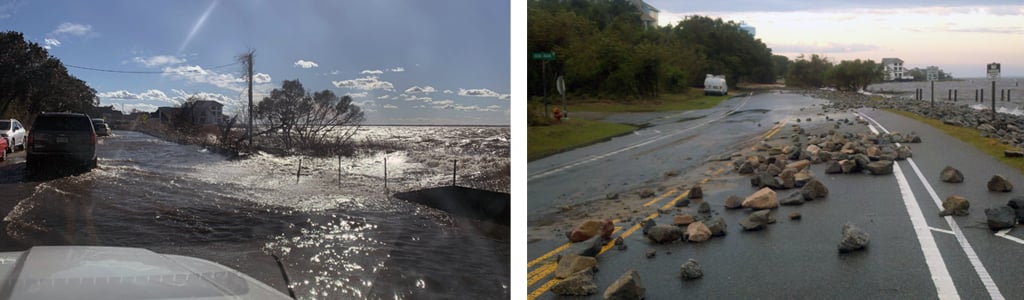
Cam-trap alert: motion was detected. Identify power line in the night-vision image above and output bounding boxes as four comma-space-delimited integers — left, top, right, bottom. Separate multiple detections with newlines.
65, 61, 241, 74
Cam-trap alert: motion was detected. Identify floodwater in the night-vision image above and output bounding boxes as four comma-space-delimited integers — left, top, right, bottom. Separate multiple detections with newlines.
0, 126, 510, 299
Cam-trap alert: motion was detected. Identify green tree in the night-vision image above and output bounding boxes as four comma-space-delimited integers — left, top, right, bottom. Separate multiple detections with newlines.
256, 79, 364, 151
786, 54, 833, 88
0, 31, 97, 123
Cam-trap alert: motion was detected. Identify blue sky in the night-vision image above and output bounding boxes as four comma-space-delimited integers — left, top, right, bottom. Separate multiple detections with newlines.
650, 1, 1024, 77
1, 0, 510, 125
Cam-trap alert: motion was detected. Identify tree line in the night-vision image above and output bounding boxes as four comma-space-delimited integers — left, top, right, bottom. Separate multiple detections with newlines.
784, 54, 886, 92
528, 0, 775, 100
0, 31, 98, 125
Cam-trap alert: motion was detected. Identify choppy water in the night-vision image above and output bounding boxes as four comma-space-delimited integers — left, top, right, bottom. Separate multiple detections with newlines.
0, 126, 510, 299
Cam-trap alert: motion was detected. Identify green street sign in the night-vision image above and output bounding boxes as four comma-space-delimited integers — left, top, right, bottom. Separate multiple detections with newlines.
531, 52, 556, 61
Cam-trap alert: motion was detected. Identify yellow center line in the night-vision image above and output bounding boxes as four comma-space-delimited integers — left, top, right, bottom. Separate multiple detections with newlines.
642, 188, 678, 207
527, 279, 560, 300
526, 225, 625, 286
662, 190, 691, 210
713, 167, 725, 176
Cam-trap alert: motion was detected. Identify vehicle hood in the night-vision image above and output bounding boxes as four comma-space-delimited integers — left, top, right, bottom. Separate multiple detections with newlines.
0, 246, 290, 300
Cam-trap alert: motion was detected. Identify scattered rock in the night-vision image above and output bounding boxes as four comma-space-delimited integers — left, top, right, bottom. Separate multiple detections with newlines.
839, 159, 857, 174
938, 195, 970, 217
801, 179, 829, 200
838, 222, 870, 253
985, 206, 1017, 231
825, 160, 842, 174
664, 170, 680, 177
568, 219, 614, 242
638, 189, 655, 198
865, 160, 894, 175
724, 195, 743, 209
675, 197, 690, 207
741, 187, 779, 210
550, 269, 597, 296
939, 166, 964, 183
1007, 197, 1024, 223
555, 254, 598, 279
646, 225, 683, 243
645, 248, 656, 258
780, 191, 805, 206
673, 214, 695, 226
680, 259, 703, 280
778, 168, 797, 189
569, 235, 604, 257
698, 201, 711, 213
737, 161, 755, 174
614, 236, 624, 245
793, 170, 813, 187
785, 160, 811, 172
607, 193, 620, 200
685, 221, 712, 242
740, 209, 774, 231
987, 175, 1014, 192
788, 212, 802, 220
689, 186, 703, 199
704, 217, 727, 237
641, 220, 656, 235
603, 269, 645, 300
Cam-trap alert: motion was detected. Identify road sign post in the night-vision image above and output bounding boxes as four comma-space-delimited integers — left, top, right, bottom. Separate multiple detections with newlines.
556, 75, 566, 120
532, 52, 556, 121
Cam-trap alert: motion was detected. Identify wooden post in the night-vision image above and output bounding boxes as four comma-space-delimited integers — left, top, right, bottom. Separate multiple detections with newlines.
930, 81, 934, 107
337, 155, 341, 185
954, 89, 957, 101
948, 89, 951, 101
451, 160, 457, 186
1001, 89, 1005, 101
992, 81, 997, 121
384, 156, 388, 193
296, 158, 301, 184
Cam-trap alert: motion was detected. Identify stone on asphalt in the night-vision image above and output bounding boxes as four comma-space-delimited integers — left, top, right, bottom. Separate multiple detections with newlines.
788, 212, 802, 220
987, 175, 1014, 192
705, 217, 727, 237
801, 179, 829, 200
680, 259, 704, 280
939, 166, 964, 183
645, 248, 656, 258
780, 191, 804, 206
555, 254, 598, 279
1007, 196, 1024, 222
675, 198, 690, 207
685, 221, 711, 242
689, 186, 703, 199
865, 160, 894, 175
785, 159, 811, 172
742, 187, 779, 209
673, 214, 695, 226
646, 225, 683, 243
551, 269, 597, 296
740, 209, 774, 231
569, 235, 604, 257
838, 222, 870, 253
603, 269, 645, 300
724, 195, 743, 209
939, 195, 970, 217
985, 206, 1017, 230
569, 219, 614, 242
825, 160, 842, 174
698, 201, 711, 213
839, 159, 857, 174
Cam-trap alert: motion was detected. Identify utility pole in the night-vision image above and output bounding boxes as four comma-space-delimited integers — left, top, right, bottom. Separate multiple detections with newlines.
244, 50, 254, 149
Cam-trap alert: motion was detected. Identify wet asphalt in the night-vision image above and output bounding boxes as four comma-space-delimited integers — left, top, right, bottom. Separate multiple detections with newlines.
527, 92, 1024, 299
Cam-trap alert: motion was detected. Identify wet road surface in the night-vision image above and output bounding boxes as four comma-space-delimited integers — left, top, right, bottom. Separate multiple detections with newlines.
527, 92, 1024, 299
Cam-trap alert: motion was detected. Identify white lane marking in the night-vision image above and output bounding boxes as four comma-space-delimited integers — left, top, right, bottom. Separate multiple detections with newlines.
930, 227, 955, 235
995, 228, 1024, 245
528, 94, 752, 181
867, 122, 961, 299
861, 111, 1005, 300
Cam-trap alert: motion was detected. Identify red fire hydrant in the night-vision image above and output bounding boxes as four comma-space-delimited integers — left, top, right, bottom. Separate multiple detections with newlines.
553, 106, 563, 123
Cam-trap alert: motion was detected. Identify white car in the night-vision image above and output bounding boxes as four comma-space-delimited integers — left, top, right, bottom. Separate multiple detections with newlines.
0, 119, 27, 153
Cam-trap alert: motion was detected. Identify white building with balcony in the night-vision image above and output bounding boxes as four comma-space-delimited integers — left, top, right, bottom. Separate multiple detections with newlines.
881, 57, 908, 81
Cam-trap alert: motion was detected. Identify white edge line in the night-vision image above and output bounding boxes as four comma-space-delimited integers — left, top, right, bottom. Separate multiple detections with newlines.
861, 111, 1005, 300
867, 122, 960, 300
995, 229, 1024, 245
930, 227, 955, 235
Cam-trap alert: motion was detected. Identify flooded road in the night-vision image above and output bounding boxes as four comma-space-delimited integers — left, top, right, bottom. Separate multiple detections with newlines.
0, 128, 510, 299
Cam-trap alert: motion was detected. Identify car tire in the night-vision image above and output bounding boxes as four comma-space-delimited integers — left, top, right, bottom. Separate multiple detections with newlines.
4, 139, 10, 154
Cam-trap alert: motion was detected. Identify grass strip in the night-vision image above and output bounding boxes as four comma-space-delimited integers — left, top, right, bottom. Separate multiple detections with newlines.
887, 109, 1024, 174
527, 118, 636, 161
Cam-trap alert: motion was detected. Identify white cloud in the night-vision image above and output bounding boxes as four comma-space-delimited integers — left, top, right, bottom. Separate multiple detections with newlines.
389, 67, 405, 72
294, 60, 319, 68
170, 89, 236, 105
404, 85, 436, 94
162, 65, 271, 93
361, 69, 383, 74
377, 95, 391, 100
97, 90, 138, 99
382, 104, 398, 109
432, 99, 454, 106
133, 55, 186, 67
332, 76, 395, 91
443, 89, 454, 94
400, 94, 432, 102
348, 92, 368, 98
43, 38, 60, 49
138, 89, 173, 103
363, 108, 378, 113
352, 100, 376, 107
458, 88, 509, 100
330, 70, 341, 75
253, 73, 272, 84
123, 103, 159, 113
53, 22, 92, 36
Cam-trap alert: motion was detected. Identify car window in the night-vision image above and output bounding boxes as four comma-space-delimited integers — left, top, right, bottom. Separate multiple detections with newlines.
33, 116, 93, 131
0, 121, 9, 131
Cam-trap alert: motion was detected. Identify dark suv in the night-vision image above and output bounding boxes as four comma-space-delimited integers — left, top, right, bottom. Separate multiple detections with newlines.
26, 112, 98, 172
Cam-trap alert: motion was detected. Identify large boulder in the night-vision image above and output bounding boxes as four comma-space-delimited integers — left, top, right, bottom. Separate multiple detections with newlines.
569, 235, 604, 257
646, 225, 683, 243
551, 269, 598, 296
985, 206, 1016, 231
1007, 197, 1024, 222
738, 161, 755, 174
793, 170, 813, 187
838, 222, 870, 253
673, 214, 695, 226
685, 221, 712, 242
839, 159, 858, 174
987, 175, 1014, 192
742, 187, 779, 209
938, 195, 970, 217
801, 179, 829, 200
569, 219, 614, 242
780, 191, 804, 206
739, 209, 774, 231
555, 254, 598, 279
778, 168, 798, 189
785, 160, 811, 172
940, 166, 964, 183
704, 217, 727, 237
825, 160, 843, 174
603, 269, 645, 300
865, 160, 894, 175
680, 259, 703, 280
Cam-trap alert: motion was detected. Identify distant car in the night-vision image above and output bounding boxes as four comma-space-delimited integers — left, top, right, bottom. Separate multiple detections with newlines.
0, 119, 27, 153
92, 118, 111, 136
703, 74, 728, 96
27, 112, 97, 171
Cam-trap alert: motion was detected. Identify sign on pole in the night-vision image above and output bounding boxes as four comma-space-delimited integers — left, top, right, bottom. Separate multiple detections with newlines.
926, 66, 939, 81
556, 76, 565, 97
988, 63, 1001, 80
531, 52, 556, 61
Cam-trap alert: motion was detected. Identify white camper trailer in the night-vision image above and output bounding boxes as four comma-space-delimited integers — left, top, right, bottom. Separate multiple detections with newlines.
704, 74, 728, 96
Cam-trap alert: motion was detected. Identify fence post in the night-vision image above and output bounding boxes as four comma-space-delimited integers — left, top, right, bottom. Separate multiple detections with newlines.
451, 160, 457, 186
384, 156, 388, 193
338, 154, 341, 185
296, 158, 301, 184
